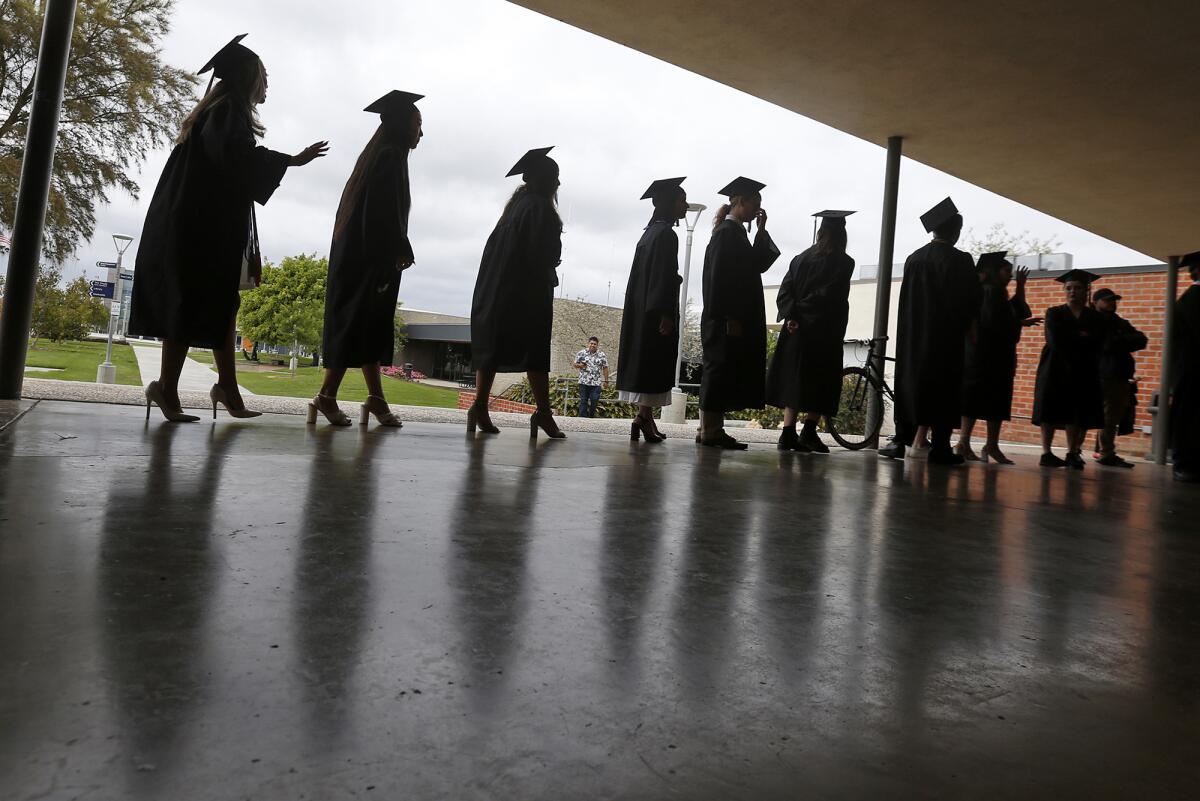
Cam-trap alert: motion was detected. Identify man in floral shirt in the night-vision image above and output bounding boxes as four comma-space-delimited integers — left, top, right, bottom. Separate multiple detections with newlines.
573, 336, 609, 417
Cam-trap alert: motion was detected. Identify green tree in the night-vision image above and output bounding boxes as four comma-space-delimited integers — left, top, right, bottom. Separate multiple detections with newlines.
962, 223, 1061, 259
29, 265, 108, 343
238, 254, 327, 355
1, 0, 195, 262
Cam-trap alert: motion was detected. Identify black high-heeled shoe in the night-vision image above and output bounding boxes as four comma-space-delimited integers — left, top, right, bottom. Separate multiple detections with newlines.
530, 411, 566, 440
631, 416, 663, 443
467, 403, 500, 434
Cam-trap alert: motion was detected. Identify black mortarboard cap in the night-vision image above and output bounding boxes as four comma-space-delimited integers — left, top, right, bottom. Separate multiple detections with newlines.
976, 251, 1009, 272
920, 197, 959, 233
1055, 268, 1101, 285
199, 34, 257, 80
641, 177, 686, 200
718, 177, 766, 198
1180, 251, 1200, 268
814, 209, 855, 227
364, 90, 424, 116
506, 147, 555, 178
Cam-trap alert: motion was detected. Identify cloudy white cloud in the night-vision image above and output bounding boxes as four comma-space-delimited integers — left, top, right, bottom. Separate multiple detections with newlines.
61, 0, 1153, 317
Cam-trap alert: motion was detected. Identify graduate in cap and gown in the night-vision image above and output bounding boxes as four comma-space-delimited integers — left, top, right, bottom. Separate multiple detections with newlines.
879, 197, 981, 464
469, 147, 566, 439
955, 252, 1040, 463
310, 90, 423, 429
129, 35, 328, 422
766, 210, 857, 453
1170, 251, 1200, 482
1031, 269, 1106, 469
616, 177, 689, 443
698, 177, 780, 449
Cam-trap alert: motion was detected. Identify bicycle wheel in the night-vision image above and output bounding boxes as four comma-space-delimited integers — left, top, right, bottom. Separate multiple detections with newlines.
827, 367, 888, 450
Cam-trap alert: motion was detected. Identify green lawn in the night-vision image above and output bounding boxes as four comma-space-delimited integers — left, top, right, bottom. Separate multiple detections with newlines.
24, 340, 142, 386
187, 349, 215, 364
236, 366, 460, 407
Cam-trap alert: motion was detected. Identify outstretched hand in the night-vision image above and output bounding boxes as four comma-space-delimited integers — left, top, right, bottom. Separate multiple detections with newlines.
1015, 266, 1031, 287
1023, 316, 1044, 327
291, 141, 329, 166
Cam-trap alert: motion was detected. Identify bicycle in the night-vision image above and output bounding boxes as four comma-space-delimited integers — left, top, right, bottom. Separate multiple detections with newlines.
825, 336, 895, 450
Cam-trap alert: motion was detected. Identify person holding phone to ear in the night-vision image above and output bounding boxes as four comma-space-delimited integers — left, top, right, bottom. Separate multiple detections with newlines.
697, 177, 780, 449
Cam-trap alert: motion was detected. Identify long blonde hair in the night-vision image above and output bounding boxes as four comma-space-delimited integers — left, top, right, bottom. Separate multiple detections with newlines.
177, 59, 267, 144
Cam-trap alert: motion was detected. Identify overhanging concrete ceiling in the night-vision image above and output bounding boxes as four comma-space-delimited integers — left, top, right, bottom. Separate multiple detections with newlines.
508, 0, 1198, 261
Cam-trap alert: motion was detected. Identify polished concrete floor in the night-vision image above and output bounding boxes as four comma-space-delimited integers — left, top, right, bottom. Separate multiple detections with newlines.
2, 400, 1198, 800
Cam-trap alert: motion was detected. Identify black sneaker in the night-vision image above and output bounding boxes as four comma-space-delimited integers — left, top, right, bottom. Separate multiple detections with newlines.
1065, 451, 1086, 470
878, 439, 905, 460
1097, 454, 1134, 469
1040, 452, 1067, 468
701, 432, 749, 450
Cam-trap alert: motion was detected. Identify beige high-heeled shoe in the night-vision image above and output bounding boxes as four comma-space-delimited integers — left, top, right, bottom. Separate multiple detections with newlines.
306, 394, 352, 426
360, 395, 402, 428
980, 444, 1014, 465
954, 442, 982, 462
144, 381, 199, 423
210, 384, 262, 420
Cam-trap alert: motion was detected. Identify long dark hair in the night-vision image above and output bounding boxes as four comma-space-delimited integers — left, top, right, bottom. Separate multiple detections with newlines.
500, 160, 562, 230
177, 58, 266, 144
332, 115, 412, 240
814, 222, 848, 257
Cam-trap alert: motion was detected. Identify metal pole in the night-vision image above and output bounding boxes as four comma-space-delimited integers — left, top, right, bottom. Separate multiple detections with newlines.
0, 0, 79, 399
865, 135, 903, 446
674, 205, 705, 390
1152, 255, 1180, 465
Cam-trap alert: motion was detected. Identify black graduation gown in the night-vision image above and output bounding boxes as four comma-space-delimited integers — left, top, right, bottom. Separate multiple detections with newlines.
892, 242, 980, 435
322, 146, 412, 370
961, 285, 1031, 421
1031, 305, 1106, 429
765, 247, 855, 415
615, 220, 681, 397
129, 100, 290, 349
470, 192, 562, 373
1170, 284, 1200, 469
699, 219, 780, 412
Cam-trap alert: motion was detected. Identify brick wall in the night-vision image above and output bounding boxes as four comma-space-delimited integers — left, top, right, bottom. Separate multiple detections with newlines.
457, 391, 538, 415
1005, 267, 1186, 455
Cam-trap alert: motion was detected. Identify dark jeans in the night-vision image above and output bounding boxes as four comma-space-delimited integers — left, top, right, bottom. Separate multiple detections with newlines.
578, 383, 602, 418
1095, 378, 1131, 457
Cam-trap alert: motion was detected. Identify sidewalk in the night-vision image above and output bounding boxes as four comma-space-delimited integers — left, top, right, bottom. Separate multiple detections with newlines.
130, 346, 254, 395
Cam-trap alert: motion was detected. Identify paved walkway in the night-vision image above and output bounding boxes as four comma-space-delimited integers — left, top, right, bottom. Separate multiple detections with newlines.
131, 346, 253, 395
1, 399, 1196, 800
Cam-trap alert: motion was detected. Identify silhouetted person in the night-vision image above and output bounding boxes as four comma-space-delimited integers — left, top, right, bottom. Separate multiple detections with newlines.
1033, 269, 1106, 469
955, 254, 1040, 463
698, 176, 780, 449
766, 210, 856, 453
1091, 287, 1147, 468
616, 177, 688, 442
128, 34, 327, 421
1170, 251, 1200, 482
311, 90, 423, 429
469, 147, 566, 439
880, 197, 980, 464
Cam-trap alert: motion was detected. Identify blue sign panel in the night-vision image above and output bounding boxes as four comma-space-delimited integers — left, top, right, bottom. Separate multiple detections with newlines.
90, 280, 115, 299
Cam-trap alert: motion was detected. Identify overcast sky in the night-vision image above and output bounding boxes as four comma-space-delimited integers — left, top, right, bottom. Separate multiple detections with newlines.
57, 0, 1153, 316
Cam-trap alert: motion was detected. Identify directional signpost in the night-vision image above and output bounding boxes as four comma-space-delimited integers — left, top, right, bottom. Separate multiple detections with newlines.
90, 280, 115, 299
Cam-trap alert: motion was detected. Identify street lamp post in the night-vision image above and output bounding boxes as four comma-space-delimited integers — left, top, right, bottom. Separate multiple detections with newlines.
662, 202, 706, 425
96, 234, 133, 384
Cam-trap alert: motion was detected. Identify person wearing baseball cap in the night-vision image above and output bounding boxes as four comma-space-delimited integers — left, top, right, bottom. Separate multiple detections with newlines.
1091, 287, 1147, 468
